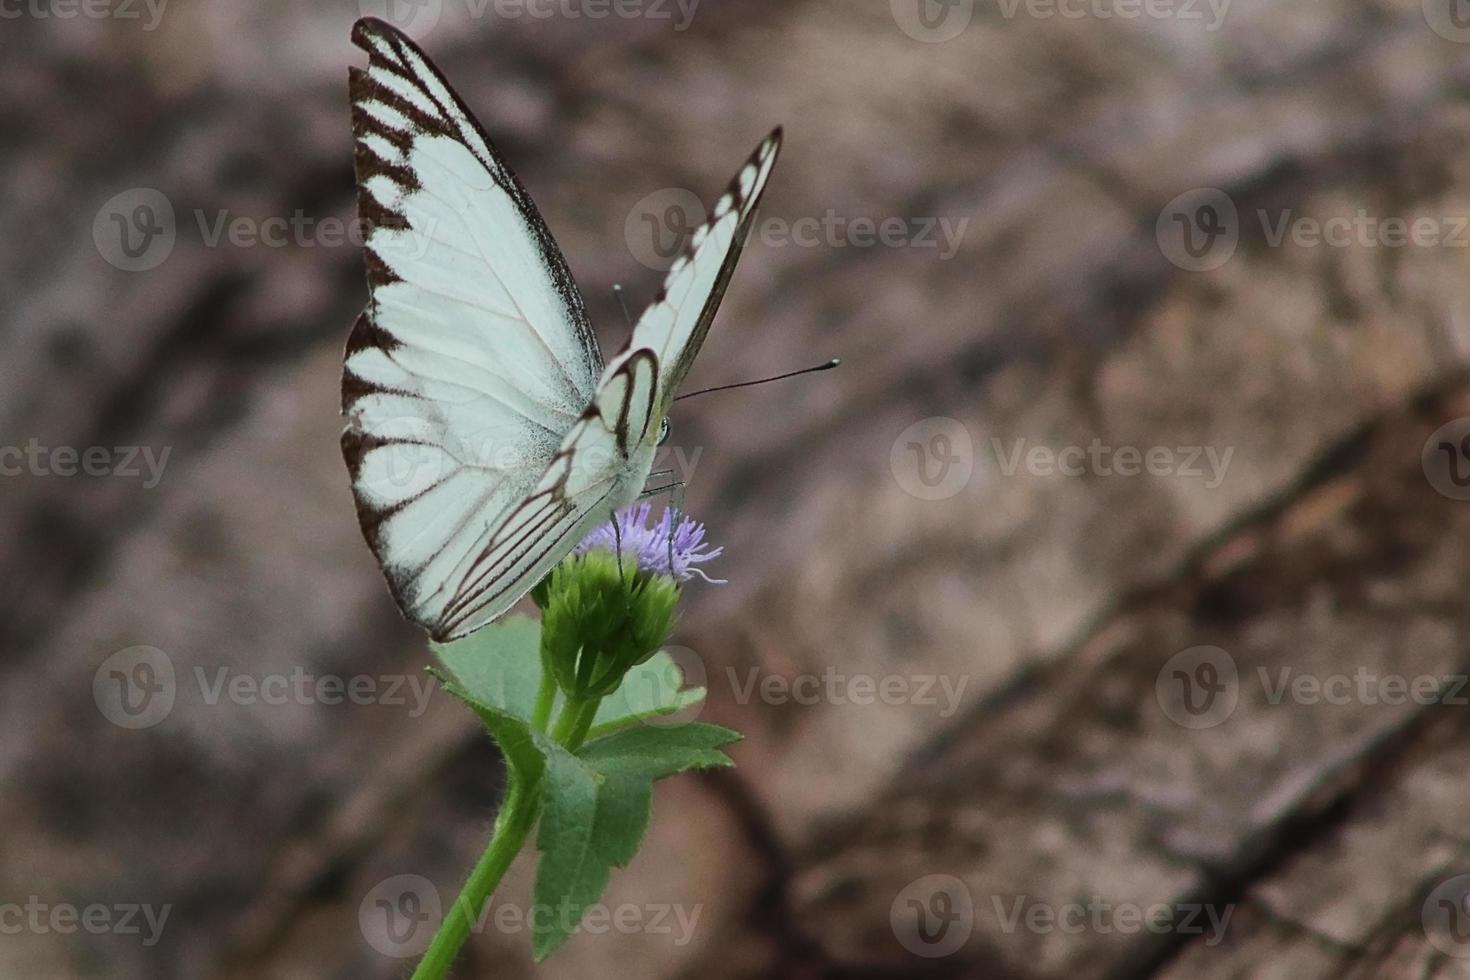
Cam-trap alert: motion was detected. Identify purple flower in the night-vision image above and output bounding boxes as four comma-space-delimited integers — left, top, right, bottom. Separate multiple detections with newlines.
575, 502, 726, 583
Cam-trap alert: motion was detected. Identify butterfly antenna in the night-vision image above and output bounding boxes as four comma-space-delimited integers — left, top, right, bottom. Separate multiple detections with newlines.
612, 284, 636, 333
675, 358, 840, 402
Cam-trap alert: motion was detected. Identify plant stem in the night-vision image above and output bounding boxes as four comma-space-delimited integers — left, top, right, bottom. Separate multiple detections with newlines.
550, 695, 590, 745
410, 689, 605, 977
564, 699, 601, 751
531, 669, 557, 732
409, 777, 538, 980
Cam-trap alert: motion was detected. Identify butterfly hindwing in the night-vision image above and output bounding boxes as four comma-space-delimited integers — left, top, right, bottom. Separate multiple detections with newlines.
435, 351, 660, 639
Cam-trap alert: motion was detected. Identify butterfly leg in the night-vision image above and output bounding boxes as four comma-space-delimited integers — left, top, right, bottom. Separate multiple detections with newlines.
637, 480, 687, 576
638, 482, 685, 498
611, 508, 626, 581
666, 479, 686, 576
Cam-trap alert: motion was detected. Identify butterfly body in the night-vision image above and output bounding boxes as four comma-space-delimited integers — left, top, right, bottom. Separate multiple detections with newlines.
341, 17, 781, 640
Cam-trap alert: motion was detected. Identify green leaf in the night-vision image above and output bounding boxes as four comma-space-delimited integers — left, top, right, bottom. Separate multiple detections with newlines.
434, 674, 545, 788
529, 723, 740, 960
578, 722, 741, 779
431, 615, 544, 723
432, 619, 736, 961
431, 617, 552, 786
433, 617, 705, 737
588, 651, 706, 737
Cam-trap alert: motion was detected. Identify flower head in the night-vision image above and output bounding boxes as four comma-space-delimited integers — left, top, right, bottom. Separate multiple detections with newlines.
574, 502, 726, 583
539, 550, 679, 699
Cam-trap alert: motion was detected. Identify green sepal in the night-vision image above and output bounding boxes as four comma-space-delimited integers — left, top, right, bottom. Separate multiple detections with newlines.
541, 551, 680, 700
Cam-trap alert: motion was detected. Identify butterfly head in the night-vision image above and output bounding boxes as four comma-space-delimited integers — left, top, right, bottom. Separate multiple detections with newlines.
657, 417, 672, 446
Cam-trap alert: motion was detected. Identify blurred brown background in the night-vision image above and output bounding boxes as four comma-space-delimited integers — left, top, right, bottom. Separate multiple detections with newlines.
9, 0, 1470, 977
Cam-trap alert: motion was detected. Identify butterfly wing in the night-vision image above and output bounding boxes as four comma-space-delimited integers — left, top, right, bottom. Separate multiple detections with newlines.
620, 128, 783, 416
436, 350, 660, 639
429, 132, 785, 639
341, 17, 603, 635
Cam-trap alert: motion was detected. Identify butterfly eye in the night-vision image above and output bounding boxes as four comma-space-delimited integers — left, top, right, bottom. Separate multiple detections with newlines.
658, 418, 672, 446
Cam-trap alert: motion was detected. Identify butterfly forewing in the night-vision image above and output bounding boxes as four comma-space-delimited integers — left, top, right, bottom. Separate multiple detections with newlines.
620, 128, 782, 416
342, 18, 605, 634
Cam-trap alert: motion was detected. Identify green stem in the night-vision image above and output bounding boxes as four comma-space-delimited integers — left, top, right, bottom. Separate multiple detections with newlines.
531, 669, 557, 732
409, 777, 539, 980
564, 699, 600, 751
410, 688, 605, 978
548, 695, 603, 751
549, 696, 589, 745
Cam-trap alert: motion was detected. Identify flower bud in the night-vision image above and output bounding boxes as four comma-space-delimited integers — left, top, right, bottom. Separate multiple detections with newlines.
539, 551, 680, 700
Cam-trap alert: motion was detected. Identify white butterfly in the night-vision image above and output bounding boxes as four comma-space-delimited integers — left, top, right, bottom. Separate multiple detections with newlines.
340, 18, 782, 641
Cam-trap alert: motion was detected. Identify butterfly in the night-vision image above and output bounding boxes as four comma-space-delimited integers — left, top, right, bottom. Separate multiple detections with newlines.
340, 18, 782, 641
